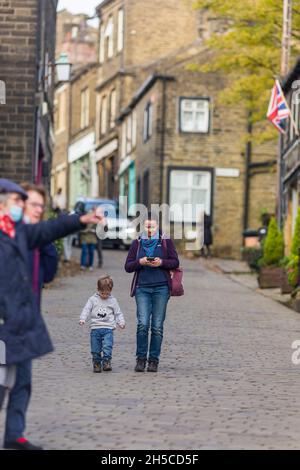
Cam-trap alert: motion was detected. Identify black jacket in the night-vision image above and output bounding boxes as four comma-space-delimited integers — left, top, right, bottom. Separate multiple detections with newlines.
0, 215, 83, 366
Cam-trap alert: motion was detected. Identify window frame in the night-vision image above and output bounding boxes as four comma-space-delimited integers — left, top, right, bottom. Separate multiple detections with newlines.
117, 8, 124, 53
179, 97, 210, 134
100, 94, 108, 136
143, 101, 153, 142
167, 166, 214, 223
80, 87, 90, 130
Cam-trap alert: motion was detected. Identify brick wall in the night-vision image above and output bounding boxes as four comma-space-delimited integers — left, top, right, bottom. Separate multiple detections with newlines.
0, 0, 38, 182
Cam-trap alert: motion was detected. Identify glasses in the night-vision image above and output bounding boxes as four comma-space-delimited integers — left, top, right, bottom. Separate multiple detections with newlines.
27, 202, 45, 211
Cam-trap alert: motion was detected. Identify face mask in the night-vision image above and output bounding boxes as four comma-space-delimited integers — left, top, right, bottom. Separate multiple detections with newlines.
9, 205, 23, 223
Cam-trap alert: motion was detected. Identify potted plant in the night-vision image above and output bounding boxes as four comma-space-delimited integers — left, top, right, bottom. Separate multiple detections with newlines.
282, 208, 300, 294
258, 217, 285, 288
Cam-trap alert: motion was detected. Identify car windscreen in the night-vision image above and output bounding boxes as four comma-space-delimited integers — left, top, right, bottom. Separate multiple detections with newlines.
84, 202, 119, 218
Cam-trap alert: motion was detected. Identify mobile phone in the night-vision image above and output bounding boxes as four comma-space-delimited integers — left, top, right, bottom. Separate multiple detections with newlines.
146, 257, 155, 261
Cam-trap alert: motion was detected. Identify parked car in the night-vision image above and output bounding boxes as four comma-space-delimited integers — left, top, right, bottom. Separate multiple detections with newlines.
74, 197, 136, 249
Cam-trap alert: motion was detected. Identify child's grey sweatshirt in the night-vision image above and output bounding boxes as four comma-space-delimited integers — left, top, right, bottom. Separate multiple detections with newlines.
80, 293, 125, 330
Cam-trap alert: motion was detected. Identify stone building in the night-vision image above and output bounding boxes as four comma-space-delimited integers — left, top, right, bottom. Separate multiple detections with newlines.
0, 0, 58, 187
52, 64, 97, 209
56, 9, 98, 68
117, 44, 277, 258
280, 58, 300, 254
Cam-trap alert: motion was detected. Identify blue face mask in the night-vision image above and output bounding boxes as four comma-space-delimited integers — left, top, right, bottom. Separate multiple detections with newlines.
9, 205, 23, 223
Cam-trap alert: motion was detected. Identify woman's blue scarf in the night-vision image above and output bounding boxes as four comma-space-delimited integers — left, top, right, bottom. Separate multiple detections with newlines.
140, 230, 160, 257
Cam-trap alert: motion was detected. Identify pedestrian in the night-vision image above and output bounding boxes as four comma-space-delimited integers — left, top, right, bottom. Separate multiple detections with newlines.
1, 183, 59, 451
0, 178, 104, 450
200, 212, 213, 258
79, 275, 125, 373
80, 222, 97, 271
125, 212, 179, 373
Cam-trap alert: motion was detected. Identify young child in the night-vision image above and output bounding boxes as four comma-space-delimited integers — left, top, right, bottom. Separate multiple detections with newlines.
79, 275, 125, 373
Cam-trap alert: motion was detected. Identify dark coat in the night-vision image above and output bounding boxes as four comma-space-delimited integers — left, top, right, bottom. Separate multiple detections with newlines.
204, 214, 213, 246
125, 234, 179, 297
0, 215, 83, 366
28, 243, 59, 309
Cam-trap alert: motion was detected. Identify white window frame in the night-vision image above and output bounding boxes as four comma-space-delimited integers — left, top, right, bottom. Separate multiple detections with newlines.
117, 8, 124, 52
126, 114, 132, 154
105, 16, 114, 59
121, 121, 126, 159
80, 88, 90, 130
132, 110, 137, 148
100, 95, 107, 136
169, 169, 211, 222
109, 89, 117, 128
180, 98, 210, 134
99, 23, 105, 63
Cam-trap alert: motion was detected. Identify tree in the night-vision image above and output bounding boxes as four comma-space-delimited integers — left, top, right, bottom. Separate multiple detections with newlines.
191, 0, 300, 142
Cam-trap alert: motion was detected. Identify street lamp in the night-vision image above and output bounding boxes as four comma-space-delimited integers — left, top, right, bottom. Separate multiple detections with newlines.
55, 53, 72, 82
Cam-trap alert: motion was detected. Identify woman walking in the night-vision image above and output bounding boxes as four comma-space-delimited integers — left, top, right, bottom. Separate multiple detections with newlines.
125, 212, 179, 373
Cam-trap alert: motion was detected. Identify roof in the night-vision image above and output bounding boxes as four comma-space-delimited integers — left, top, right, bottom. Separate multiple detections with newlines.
117, 74, 175, 122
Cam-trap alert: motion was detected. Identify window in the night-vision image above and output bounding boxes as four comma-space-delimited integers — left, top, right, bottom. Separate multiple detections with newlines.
117, 9, 124, 52
143, 102, 153, 142
99, 23, 105, 63
105, 17, 114, 59
169, 169, 211, 222
290, 98, 299, 141
100, 95, 107, 136
132, 110, 137, 148
71, 26, 78, 39
121, 121, 126, 159
80, 88, 89, 129
109, 89, 117, 128
126, 114, 132, 154
180, 98, 210, 133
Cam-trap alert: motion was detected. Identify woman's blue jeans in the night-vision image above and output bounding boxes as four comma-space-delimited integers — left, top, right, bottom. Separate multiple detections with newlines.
135, 284, 170, 362
81, 243, 95, 268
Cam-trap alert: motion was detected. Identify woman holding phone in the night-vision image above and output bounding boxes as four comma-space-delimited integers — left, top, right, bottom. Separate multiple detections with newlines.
125, 212, 179, 373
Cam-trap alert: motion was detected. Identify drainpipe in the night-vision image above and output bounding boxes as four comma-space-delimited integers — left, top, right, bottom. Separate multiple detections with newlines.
243, 114, 252, 231
159, 78, 167, 204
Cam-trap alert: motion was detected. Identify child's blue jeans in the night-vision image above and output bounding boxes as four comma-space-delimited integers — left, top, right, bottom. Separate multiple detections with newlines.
90, 328, 114, 364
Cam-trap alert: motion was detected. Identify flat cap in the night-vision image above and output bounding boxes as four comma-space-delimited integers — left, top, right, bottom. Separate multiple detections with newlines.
0, 178, 28, 200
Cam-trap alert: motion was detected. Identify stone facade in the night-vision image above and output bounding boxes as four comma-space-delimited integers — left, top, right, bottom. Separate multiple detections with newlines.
0, 0, 58, 186
117, 46, 277, 259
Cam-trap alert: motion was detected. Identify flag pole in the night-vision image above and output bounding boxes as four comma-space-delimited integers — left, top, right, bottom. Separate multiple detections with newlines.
276, 78, 299, 135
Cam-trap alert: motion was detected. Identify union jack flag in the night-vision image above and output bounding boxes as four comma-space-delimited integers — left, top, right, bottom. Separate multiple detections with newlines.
267, 80, 291, 133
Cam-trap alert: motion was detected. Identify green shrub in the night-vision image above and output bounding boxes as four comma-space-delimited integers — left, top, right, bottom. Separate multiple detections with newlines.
287, 254, 299, 287
261, 217, 284, 267
291, 208, 300, 257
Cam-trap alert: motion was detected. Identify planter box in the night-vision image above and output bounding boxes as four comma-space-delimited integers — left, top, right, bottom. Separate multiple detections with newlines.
258, 266, 285, 289
280, 270, 294, 294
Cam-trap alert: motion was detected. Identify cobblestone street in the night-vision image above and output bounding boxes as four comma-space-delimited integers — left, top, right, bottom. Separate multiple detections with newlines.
2, 249, 300, 450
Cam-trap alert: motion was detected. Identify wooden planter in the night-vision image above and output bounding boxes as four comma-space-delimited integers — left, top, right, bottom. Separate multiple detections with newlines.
258, 266, 285, 289
280, 270, 294, 294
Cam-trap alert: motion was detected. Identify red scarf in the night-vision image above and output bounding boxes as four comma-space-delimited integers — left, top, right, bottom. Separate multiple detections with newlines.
0, 214, 15, 238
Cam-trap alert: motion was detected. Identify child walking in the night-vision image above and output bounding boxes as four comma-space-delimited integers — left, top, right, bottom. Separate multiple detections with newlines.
79, 275, 125, 373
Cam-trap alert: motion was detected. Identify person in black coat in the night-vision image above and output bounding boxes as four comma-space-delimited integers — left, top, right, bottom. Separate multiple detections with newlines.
3, 184, 59, 451
200, 212, 213, 258
0, 179, 104, 450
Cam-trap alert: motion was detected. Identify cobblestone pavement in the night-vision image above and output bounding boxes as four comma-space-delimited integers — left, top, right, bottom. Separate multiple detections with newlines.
2, 249, 300, 450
